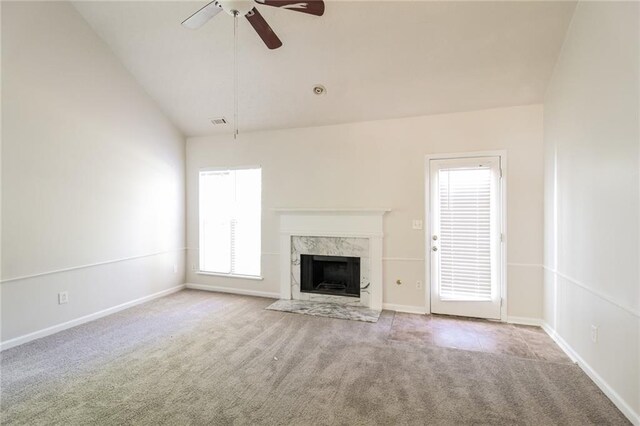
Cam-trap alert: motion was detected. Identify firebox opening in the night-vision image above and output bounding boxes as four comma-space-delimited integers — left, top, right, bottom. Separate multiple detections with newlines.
300, 254, 360, 298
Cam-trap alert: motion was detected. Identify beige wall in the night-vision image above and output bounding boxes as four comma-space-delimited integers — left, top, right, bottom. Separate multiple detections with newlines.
543, 1, 639, 422
1, 2, 186, 343
187, 104, 544, 318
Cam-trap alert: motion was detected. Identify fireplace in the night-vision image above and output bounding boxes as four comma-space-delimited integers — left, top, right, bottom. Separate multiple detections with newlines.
278, 209, 388, 310
300, 254, 360, 298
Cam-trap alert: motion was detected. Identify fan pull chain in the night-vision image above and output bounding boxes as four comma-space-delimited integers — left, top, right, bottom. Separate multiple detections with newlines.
233, 11, 239, 140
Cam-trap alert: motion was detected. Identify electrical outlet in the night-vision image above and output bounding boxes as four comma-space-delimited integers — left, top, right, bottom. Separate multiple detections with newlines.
58, 291, 68, 305
191, 263, 197, 272
173, 264, 178, 273
416, 280, 422, 290
412, 220, 423, 230
591, 325, 598, 343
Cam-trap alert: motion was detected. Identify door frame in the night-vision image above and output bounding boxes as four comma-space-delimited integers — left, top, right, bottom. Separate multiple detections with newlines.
424, 151, 508, 321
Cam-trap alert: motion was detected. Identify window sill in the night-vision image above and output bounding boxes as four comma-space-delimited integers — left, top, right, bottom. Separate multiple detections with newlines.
196, 271, 264, 281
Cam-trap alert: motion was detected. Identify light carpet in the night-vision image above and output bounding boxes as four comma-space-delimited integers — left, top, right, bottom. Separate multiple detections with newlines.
0, 289, 629, 425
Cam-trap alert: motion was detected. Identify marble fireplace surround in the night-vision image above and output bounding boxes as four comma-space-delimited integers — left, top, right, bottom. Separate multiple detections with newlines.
291, 236, 370, 306
276, 209, 390, 310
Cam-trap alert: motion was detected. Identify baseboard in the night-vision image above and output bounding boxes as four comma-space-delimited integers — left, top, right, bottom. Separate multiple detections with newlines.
540, 323, 578, 363
382, 303, 427, 315
185, 286, 425, 313
0, 284, 185, 352
185, 283, 280, 299
506, 316, 543, 326
187, 285, 424, 313
542, 322, 640, 425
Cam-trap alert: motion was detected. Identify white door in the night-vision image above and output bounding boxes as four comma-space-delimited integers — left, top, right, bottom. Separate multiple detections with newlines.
429, 156, 502, 320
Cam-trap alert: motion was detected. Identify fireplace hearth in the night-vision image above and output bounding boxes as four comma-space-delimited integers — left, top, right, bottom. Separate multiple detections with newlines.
300, 254, 360, 298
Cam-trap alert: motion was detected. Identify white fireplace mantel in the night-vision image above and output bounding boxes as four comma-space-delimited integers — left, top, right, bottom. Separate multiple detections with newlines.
277, 209, 390, 311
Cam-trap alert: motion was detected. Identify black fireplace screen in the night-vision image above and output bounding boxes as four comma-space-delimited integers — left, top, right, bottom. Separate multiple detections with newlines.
300, 255, 360, 298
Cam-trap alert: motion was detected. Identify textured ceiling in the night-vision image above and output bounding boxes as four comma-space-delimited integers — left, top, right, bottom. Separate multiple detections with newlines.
73, 1, 576, 137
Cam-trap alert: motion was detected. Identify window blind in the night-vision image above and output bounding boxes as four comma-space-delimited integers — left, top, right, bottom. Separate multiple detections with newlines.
438, 167, 493, 301
199, 168, 261, 276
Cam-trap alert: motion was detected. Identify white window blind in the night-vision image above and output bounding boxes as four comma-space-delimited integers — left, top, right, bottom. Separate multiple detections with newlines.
438, 167, 493, 301
199, 168, 261, 277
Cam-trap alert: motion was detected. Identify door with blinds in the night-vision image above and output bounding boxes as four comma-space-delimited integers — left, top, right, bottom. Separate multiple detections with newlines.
429, 156, 502, 320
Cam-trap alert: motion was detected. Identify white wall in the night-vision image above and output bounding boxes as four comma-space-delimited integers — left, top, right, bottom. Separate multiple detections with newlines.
186, 104, 544, 318
1, 2, 186, 345
543, 2, 639, 422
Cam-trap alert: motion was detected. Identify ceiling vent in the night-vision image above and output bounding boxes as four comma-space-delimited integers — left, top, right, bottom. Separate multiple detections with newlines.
210, 117, 228, 125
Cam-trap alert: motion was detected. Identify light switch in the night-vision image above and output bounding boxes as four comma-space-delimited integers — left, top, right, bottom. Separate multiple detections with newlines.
412, 220, 423, 230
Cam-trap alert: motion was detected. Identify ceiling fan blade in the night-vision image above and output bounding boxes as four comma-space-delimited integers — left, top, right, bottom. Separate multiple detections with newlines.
256, 0, 324, 16
181, 1, 223, 29
245, 8, 283, 50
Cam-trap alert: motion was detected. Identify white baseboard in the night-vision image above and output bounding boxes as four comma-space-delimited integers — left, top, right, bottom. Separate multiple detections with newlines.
185, 283, 280, 299
542, 322, 639, 425
540, 322, 578, 363
0, 284, 185, 352
382, 303, 427, 315
187, 285, 425, 314
506, 316, 543, 326
185, 286, 426, 314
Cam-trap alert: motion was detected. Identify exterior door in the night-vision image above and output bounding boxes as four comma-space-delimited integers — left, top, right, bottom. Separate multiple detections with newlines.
429, 156, 502, 320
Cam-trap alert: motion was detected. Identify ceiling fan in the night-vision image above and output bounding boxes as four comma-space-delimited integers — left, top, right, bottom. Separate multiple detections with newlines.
182, 0, 325, 49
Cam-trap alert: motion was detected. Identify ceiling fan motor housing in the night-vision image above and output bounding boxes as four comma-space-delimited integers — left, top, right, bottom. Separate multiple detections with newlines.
219, 0, 255, 16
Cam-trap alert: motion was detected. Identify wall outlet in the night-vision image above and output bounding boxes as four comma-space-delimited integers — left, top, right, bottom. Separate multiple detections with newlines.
191, 263, 197, 272
58, 291, 69, 305
416, 280, 422, 290
591, 325, 598, 343
412, 220, 423, 230
173, 264, 178, 273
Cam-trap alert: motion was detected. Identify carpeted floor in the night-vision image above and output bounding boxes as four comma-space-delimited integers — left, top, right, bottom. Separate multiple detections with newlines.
0, 289, 629, 425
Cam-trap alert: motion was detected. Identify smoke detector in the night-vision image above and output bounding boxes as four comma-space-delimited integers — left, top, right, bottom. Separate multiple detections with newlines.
210, 117, 228, 125
313, 85, 326, 95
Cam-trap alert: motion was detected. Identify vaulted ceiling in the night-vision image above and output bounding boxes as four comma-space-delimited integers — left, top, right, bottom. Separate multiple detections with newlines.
73, 1, 576, 137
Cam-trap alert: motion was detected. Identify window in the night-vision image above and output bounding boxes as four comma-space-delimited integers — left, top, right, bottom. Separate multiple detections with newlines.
199, 167, 261, 277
